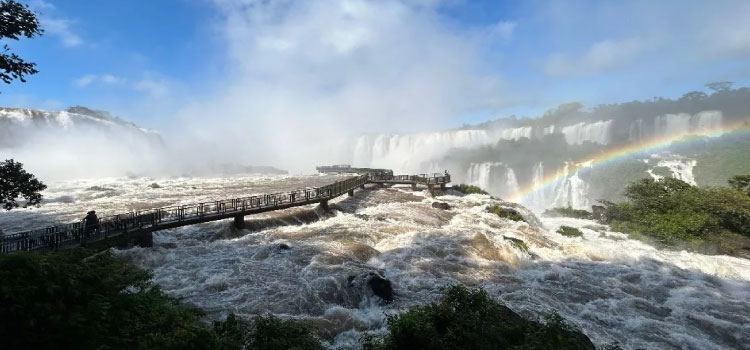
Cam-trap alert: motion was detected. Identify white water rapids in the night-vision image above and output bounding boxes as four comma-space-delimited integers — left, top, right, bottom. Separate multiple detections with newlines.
1, 175, 748, 349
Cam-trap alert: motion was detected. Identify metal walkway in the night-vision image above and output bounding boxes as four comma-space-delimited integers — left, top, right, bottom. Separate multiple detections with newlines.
1, 171, 450, 253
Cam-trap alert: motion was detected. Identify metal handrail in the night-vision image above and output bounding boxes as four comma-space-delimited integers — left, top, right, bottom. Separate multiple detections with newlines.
0, 170, 450, 253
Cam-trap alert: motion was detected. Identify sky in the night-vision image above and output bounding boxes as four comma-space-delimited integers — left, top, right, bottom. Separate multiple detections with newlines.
2, 0, 750, 134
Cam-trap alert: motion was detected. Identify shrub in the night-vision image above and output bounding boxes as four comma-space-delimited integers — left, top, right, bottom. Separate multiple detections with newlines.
453, 184, 489, 195
0, 249, 248, 350
362, 285, 595, 350
601, 177, 750, 251
543, 206, 592, 219
246, 315, 325, 350
557, 226, 583, 237
488, 205, 525, 222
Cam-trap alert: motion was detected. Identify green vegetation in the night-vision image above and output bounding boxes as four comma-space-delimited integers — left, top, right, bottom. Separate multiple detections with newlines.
601, 177, 750, 255
543, 206, 593, 219
0, 159, 47, 210
0, 250, 607, 349
452, 184, 489, 195
488, 204, 525, 222
728, 174, 750, 195
362, 284, 595, 350
557, 226, 584, 237
0, 249, 325, 350
1, 0, 43, 87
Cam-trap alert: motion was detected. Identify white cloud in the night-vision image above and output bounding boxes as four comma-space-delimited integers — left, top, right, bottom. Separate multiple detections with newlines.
74, 74, 123, 87
74, 74, 97, 87
30, 0, 84, 48
488, 21, 516, 42
133, 79, 168, 98
175, 0, 507, 172
545, 37, 650, 77
73, 74, 167, 97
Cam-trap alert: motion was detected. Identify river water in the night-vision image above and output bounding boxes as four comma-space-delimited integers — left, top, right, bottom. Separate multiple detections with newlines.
1, 175, 748, 350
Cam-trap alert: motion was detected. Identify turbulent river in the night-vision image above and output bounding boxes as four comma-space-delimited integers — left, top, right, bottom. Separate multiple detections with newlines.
1, 175, 749, 350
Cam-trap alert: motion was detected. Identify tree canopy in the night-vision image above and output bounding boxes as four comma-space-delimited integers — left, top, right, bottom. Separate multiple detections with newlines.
0, 0, 43, 86
0, 159, 47, 210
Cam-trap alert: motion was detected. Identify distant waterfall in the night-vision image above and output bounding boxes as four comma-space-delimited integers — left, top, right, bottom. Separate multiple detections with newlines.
646, 156, 698, 185
654, 111, 723, 138
465, 162, 520, 199
521, 161, 590, 211
351, 129, 493, 172
496, 126, 533, 141
561, 120, 613, 145
629, 119, 644, 141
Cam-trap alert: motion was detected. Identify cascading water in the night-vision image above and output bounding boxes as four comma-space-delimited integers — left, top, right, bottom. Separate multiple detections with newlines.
521, 161, 591, 211
654, 111, 724, 138
560, 120, 613, 145
464, 162, 520, 199
496, 126, 533, 141
646, 155, 698, 185
2, 175, 747, 349
351, 130, 493, 172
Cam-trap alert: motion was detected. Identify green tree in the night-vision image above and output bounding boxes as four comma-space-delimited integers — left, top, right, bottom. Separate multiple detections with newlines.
0, 159, 46, 210
363, 285, 595, 350
705, 81, 733, 93
0, 0, 43, 87
728, 175, 750, 195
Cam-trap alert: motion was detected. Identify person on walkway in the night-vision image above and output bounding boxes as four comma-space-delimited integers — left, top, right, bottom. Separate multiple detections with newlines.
84, 210, 99, 238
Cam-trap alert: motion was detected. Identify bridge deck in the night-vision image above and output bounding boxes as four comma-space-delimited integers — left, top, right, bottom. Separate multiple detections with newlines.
1, 171, 450, 253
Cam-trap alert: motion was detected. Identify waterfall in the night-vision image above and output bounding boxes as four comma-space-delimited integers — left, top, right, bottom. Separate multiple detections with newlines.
693, 111, 723, 134
521, 161, 590, 211
654, 111, 724, 138
352, 129, 493, 172
465, 163, 495, 193
628, 119, 644, 141
464, 162, 521, 199
505, 168, 520, 197
560, 120, 613, 145
496, 126, 533, 141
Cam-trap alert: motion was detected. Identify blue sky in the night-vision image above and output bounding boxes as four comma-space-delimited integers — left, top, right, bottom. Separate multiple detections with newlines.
2, 0, 750, 131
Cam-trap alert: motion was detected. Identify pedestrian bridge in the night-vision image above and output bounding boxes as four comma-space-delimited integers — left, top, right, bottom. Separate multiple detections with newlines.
0, 170, 450, 253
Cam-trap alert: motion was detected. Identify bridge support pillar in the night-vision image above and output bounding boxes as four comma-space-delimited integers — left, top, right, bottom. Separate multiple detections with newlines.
428, 184, 435, 197
348, 190, 354, 197
411, 183, 417, 191
234, 215, 245, 229
132, 231, 153, 248
360, 184, 365, 189
320, 200, 330, 211
440, 183, 446, 190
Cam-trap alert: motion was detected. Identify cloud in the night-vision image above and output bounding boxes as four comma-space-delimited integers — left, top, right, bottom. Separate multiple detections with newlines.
698, 2, 750, 59
133, 79, 168, 97
29, 1, 84, 48
74, 74, 122, 87
488, 21, 516, 42
174, 0, 508, 172
73, 74, 167, 97
545, 37, 650, 77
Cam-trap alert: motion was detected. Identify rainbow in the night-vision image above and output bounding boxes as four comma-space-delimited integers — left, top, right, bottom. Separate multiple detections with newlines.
510, 119, 750, 203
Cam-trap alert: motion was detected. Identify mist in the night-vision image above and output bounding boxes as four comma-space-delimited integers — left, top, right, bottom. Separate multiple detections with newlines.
169, 0, 506, 174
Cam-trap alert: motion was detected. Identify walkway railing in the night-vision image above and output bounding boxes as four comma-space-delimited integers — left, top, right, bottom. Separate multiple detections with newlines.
0, 171, 450, 253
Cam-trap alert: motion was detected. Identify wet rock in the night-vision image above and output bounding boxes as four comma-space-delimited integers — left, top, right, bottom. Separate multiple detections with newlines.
159, 242, 178, 249
348, 272, 394, 303
149, 183, 161, 189
503, 236, 529, 253
469, 233, 503, 260
278, 243, 291, 250
591, 205, 607, 222
87, 185, 115, 192
367, 273, 394, 303
431, 202, 451, 210
343, 241, 380, 261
